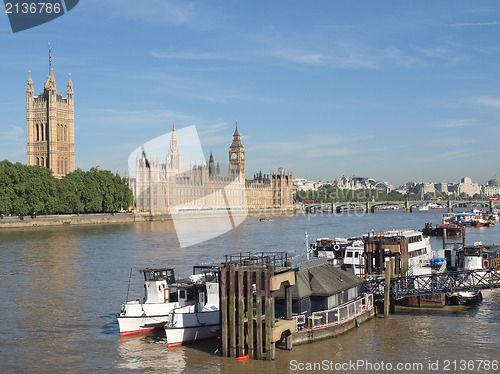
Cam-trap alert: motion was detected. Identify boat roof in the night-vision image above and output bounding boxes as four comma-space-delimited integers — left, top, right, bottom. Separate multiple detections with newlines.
140, 268, 175, 273
365, 229, 422, 238
275, 262, 364, 300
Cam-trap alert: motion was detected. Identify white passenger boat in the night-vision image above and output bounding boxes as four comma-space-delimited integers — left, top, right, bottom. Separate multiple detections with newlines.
165, 269, 220, 347
341, 239, 365, 277
117, 268, 201, 336
310, 229, 434, 277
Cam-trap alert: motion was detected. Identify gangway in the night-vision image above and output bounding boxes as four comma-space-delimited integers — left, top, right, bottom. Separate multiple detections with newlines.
364, 268, 500, 299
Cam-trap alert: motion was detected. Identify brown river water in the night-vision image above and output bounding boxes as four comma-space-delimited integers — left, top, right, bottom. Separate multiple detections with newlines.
0, 210, 499, 373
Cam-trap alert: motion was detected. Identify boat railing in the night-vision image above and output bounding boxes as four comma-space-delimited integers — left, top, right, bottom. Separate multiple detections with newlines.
293, 314, 307, 330
295, 293, 373, 330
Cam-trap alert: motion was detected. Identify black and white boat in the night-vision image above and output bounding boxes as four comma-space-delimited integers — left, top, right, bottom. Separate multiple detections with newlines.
164, 268, 220, 347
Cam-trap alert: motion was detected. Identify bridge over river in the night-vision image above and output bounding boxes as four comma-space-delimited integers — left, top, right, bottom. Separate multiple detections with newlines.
304, 199, 500, 213
364, 268, 500, 299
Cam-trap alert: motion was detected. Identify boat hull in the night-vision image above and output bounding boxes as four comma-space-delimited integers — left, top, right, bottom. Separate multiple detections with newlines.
166, 324, 220, 347
117, 300, 186, 335
117, 314, 170, 336
447, 291, 483, 305
289, 307, 374, 346
165, 310, 219, 347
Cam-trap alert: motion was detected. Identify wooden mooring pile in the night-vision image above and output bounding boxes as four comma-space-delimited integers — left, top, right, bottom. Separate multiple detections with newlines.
219, 252, 296, 360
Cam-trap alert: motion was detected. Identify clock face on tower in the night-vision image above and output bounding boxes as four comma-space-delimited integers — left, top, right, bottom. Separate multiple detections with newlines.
241, 153, 245, 160
231, 152, 237, 160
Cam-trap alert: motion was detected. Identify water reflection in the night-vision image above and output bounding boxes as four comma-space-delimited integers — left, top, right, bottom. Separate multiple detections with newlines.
14, 228, 84, 369
0, 211, 498, 372
117, 333, 187, 373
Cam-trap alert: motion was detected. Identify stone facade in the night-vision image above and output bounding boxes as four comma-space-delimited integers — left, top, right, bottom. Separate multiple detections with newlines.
246, 170, 294, 210
26, 68, 75, 178
132, 124, 294, 212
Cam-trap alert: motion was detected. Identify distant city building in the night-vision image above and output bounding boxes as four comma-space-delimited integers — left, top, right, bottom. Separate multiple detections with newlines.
489, 178, 500, 187
401, 177, 485, 198
435, 182, 449, 194
335, 176, 391, 193
485, 178, 500, 197
293, 178, 323, 192
131, 124, 293, 212
457, 177, 481, 197
26, 49, 75, 178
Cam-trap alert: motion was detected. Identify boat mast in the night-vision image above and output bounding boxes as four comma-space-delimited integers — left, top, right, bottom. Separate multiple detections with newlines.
305, 232, 310, 260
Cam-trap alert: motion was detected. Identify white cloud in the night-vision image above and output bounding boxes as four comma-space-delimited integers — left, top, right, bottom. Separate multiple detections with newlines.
272, 50, 326, 66
475, 96, 500, 108
439, 119, 474, 128
450, 21, 500, 27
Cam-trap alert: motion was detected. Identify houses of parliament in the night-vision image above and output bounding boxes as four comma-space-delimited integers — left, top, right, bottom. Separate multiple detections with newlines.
25, 54, 293, 211
26, 63, 75, 178
132, 124, 294, 212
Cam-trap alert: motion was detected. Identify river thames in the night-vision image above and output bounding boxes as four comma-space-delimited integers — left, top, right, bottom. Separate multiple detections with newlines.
0, 209, 499, 373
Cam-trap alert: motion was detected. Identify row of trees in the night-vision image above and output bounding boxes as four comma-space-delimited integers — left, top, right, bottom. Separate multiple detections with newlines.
295, 184, 418, 204
0, 160, 134, 216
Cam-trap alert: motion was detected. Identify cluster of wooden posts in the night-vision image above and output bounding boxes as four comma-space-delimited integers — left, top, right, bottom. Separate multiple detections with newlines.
219, 264, 295, 360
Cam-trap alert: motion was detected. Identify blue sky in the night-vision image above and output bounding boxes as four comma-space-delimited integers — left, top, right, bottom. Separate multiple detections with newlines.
1, 1, 500, 186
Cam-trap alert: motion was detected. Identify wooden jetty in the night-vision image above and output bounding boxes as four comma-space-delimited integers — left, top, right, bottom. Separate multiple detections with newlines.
219, 252, 296, 360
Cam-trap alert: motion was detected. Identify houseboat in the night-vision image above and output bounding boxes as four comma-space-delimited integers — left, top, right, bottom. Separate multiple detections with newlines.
447, 243, 500, 304
443, 210, 494, 227
423, 222, 462, 237
275, 260, 374, 345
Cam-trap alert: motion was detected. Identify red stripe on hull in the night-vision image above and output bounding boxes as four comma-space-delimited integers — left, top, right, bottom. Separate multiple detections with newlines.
120, 328, 155, 336
167, 335, 218, 348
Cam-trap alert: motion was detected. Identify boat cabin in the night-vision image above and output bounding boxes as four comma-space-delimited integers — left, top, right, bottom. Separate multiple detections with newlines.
310, 238, 349, 267
142, 268, 177, 304
455, 244, 500, 270
275, 261, 365, 322
363, 230, 432, 275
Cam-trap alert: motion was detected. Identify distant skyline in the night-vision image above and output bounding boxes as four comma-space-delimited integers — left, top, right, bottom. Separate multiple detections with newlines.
1, 1, 500, 186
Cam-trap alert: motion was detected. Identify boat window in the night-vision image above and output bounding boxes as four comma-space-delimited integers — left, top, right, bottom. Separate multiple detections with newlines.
483, 254, 488, 259
346, 252, 353, 258
355, 252, 359, 258
169, 291, 178, 302
179, 290, 186, 299
144, 269, 175, 283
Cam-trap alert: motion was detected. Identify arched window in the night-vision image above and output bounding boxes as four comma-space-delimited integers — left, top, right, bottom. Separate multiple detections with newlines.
36, 124, 39, 141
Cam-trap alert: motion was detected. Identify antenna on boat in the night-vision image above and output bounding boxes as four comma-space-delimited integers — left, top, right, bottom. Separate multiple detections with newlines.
305, 232, 310, 260
125, 268, 133, 302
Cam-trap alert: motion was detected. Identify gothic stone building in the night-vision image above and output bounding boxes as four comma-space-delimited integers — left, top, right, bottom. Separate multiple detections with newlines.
132, 124, 293, 212
26, 68, 75, 178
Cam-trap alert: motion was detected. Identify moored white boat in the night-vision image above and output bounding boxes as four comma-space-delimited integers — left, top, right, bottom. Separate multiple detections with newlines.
117, 267, 211, 336
310, 229, 434, 277
165, 270, 220, 347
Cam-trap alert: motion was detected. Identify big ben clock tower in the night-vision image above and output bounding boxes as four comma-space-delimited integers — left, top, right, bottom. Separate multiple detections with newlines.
229, 122, 245, 179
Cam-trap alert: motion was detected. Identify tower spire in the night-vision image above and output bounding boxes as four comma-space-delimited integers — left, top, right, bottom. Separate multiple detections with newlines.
48, 42, 52, 76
